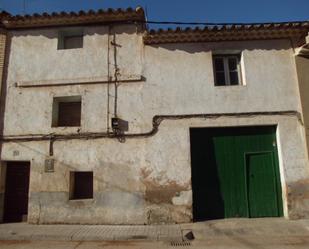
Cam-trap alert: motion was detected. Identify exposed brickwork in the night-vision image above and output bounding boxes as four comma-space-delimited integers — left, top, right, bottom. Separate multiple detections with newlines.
0, 29, 6, 91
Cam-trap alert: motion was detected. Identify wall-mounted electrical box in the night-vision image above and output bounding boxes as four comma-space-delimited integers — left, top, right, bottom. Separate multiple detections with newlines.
111, 117, 120, 129
111, 117, 129, 132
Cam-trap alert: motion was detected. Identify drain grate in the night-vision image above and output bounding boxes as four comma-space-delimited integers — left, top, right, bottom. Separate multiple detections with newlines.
170, 241, 191, 247
130, 235, 148, 240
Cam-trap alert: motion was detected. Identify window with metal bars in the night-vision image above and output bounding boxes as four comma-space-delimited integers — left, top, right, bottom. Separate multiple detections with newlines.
213, 55, 242, 86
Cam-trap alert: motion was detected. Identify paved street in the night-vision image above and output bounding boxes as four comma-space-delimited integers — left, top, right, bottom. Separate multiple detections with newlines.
1, 218, 309, 248
1, 235, 309, 249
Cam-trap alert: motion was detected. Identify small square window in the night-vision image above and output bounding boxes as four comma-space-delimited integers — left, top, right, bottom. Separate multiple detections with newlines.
52, 96, 81, 127
58, 29, 83, 50
213, 54, 242, 86
70, 171, 93, 200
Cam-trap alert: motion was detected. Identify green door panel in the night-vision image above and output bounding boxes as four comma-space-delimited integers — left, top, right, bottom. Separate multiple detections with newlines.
213, 135, 248, 218
246, 152, 279, 217
190, 126, 283, 221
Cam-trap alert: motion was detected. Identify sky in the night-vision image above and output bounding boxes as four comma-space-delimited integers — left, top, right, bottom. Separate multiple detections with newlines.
0, 0, 308, 29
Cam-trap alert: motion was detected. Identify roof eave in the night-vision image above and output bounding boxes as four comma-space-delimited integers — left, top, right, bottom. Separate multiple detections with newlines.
144, 23, 309, 46
0, 7, 145, 29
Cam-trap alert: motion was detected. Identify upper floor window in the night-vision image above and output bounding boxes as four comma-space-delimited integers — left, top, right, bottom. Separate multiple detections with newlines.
213, 54, 242, 86
52, 96, 81, 127
58, 29, 84, 50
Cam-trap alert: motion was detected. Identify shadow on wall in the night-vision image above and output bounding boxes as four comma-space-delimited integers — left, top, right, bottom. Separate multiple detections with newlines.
149, 39, 292, 54
7, 140, 190, 202
11, 24, 143, 38
190, 128, 224, 221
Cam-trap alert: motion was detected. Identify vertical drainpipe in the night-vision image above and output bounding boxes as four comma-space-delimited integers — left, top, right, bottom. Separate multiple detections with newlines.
107, 25, 111, 133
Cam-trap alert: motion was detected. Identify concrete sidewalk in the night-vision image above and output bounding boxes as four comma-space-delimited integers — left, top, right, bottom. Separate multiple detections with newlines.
182, 217, 309, 238
1, 218, 309, 243
0, 223, 183, 242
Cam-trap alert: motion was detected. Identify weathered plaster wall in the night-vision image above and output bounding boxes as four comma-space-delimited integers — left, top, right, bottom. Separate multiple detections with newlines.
8, 24, 143, 86
1, 25, 309, 224
1, 115, 308, 224
3, 35, 302, 135
142, 40, 301, 115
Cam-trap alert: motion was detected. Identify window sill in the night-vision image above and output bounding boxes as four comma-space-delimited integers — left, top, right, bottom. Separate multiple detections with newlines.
52, 126, 81, 128
57, 47, 83, 51
68, 198, 94, 206
69, 198, 94, 202
214, 84, 246, 88
51, 127, 82, 134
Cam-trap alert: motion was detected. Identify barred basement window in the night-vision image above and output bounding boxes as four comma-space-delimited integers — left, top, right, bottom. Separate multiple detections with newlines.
58, 29, 84, 50
70, 172, 93, 200
52, 96, 81, 127
213, 54, 242, 86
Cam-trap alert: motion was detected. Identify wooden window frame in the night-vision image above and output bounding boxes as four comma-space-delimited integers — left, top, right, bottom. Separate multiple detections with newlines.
213, 54, 242, 86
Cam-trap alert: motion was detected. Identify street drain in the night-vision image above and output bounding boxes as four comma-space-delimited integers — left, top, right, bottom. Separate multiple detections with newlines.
170, 241, 191, 247
131, 235, 148, 240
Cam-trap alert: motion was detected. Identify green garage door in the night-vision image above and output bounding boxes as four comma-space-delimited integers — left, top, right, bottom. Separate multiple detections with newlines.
190, 126, 283, 221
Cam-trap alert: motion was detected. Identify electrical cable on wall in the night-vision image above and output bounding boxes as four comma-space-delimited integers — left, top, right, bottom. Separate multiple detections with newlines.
107, 25, 111, 133
0, 111, 302, 142
111, 32, 121, 119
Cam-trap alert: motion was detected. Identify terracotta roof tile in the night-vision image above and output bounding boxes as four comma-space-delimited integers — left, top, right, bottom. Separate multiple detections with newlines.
0, 7, 145, 28
144, 21, 309, 45
0, 8, 308, 45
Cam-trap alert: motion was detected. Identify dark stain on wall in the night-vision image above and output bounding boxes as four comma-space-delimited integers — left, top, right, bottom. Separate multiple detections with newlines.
144, 180, 188, 204
287, 179, 309, 219
141, 168, 189, 204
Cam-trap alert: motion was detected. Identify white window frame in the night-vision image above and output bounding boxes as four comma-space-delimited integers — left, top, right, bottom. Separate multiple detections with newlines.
213, 54, 242, 86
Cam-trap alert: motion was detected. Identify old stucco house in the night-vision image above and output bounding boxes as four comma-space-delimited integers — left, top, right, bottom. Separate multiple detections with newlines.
0, 7, 309, 224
